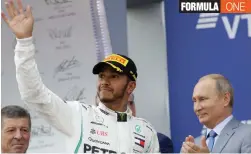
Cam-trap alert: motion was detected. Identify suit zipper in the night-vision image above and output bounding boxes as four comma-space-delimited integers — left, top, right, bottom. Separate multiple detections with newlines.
117, 120, 120, 152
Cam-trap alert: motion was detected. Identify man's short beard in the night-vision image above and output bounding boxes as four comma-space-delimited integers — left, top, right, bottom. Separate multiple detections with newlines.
98, 80, 129, 103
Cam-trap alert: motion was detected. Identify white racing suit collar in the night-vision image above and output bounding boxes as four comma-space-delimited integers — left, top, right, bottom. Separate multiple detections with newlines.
97, 102, 133, 122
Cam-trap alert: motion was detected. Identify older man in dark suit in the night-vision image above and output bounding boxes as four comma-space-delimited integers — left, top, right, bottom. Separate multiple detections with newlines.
181, 74, 251, 153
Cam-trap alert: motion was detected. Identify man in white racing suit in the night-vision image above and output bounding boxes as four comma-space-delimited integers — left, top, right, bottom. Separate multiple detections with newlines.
1, 0, 160, 153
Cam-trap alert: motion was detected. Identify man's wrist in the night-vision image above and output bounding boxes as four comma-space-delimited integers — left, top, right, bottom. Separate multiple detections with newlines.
16, 37, 33, 47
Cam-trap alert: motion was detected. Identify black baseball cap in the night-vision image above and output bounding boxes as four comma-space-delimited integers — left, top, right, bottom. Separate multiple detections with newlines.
92, 54, 138, 81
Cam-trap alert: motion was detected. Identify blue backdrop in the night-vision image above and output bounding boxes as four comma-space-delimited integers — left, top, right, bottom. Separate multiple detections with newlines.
164, 0, 251, 152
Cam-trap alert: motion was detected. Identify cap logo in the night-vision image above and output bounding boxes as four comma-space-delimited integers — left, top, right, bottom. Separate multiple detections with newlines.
103, 54, 129, 66
130, 71, 137, 81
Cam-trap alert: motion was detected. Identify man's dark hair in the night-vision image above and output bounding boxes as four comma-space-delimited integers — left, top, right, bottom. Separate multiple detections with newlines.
1, 105, 31, 129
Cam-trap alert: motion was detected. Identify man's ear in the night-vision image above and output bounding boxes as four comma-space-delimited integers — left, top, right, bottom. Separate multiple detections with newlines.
223, 92, 231, 107
127, 81, 136, 95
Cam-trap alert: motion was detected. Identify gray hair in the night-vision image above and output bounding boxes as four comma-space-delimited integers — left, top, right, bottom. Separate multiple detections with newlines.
1, 105, 31, 129
199, 74, 234, 107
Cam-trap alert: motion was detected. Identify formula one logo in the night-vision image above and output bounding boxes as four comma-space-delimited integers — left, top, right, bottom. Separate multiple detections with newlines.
196, 13, 251, 39
180, 0, 251, 13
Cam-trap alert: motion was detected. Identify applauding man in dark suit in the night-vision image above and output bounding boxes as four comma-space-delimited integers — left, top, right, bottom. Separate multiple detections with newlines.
181, 74, 251, 153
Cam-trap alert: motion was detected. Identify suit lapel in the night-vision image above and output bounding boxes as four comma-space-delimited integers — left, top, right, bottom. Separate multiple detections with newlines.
212, 118, 240, 153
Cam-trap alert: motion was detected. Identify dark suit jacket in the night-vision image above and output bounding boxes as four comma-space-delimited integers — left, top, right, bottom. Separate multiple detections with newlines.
157, 132, 173, 153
